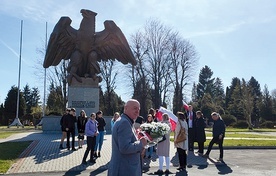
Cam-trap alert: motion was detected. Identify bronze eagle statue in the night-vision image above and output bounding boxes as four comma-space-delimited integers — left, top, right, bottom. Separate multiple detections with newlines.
43, 9, 136, 85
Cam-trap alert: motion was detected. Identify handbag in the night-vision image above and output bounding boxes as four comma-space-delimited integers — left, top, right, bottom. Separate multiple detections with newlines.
175, 121, 186, 143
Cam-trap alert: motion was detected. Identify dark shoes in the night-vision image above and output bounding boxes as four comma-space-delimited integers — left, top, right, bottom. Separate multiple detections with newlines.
164, 169, 172, 174
59, 144, 64, 149
98, 152, 101, 157
89, 159, 96, 164
94, 152, 97, 158
177, 167, 186, 172
154, 170, 163, 175
82, 159, 96, 165
72, 148, 77, 151
218, 158, 224, 162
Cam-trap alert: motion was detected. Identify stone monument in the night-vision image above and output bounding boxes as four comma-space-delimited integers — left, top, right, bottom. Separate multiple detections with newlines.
42, 9, 136, 132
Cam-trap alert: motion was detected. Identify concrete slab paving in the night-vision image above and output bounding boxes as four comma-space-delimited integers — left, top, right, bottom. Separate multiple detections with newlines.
2, 131, 276, 176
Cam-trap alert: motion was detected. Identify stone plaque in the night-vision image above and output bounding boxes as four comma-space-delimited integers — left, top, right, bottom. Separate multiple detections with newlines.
72, 101, 95, 108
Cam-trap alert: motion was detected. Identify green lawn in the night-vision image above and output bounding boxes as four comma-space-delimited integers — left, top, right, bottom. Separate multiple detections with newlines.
205, 127, 276, 132
0, 126, 40, 139
0, 141, 32, 174
206, 133, 276, 138
204, 139, 276, 147
170, 128, 276, 147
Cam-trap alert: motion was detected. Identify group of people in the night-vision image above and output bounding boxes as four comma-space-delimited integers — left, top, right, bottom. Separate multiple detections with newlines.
107, 99, 226, 176
58, 99, 225, 175
59, 108, 106, 164
186, 105, 226, 162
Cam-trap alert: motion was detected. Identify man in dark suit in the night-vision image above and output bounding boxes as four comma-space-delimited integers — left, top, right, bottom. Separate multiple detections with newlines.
186, 105, 196, 151
63, 108, 77, 151
108, 99, 147, 176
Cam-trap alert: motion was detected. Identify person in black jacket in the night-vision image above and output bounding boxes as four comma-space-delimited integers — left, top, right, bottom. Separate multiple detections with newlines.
94, 110, 106, 157
59, 108, 70, 149
203, 112, 226, 161
63, 108, 77, 151
194, 111, 206, 155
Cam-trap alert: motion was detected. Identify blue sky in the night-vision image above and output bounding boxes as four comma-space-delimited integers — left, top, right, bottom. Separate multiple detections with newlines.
0, 0, 276, 104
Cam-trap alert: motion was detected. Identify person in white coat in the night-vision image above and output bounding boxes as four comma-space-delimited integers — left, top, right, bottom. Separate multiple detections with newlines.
154, 113, 172, 175
174, 112, 188, 172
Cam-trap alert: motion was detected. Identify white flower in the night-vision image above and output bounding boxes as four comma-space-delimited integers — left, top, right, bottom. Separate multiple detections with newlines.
140, 122, 170, 139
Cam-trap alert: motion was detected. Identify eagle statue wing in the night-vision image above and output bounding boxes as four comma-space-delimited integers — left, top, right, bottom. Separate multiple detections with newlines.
94, 20, 136, 65
43, 17, 77, 68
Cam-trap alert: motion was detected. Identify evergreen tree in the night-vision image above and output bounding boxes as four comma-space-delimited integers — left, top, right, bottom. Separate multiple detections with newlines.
227, 82, 244, 120
23, 84, 32, 114
103, 90, 124, 115
200, 93, 214, 123
46, 83, 63, 115
248, 76, 262, 125
225, 77, 240, 109
241, 79, 254, 129
259, 85, 273, 122
31, 87, 40, 108
271, 89, 276, 118
196, 65, 215, 106
0, 103, 4, 125
213, 77, 225, 114
4, 86, 26, 120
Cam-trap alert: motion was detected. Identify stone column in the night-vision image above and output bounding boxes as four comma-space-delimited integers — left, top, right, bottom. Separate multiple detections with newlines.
68, 77, 100, 116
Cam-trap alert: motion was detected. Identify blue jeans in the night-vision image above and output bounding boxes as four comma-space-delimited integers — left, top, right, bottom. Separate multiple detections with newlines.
94, 131, 104, 151
146, 146, 153, 157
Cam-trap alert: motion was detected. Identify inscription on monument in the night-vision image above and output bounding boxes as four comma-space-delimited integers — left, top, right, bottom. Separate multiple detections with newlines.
72, 101, 95, 108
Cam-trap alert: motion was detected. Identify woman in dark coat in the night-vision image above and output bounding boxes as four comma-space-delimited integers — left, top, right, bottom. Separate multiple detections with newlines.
77, 110, 88, 148
195, 111, 206, 155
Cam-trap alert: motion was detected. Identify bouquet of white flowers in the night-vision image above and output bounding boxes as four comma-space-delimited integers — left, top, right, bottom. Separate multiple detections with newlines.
137, 122, 170, 148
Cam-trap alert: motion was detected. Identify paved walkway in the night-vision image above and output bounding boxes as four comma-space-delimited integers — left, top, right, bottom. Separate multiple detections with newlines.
2, 131, 276, 175
1, 131, 224, 175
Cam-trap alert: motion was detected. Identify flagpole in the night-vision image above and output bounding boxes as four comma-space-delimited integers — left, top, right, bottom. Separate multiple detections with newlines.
38, 22, 48, 127
9, 20, 24, 128
43, 22, 47, 117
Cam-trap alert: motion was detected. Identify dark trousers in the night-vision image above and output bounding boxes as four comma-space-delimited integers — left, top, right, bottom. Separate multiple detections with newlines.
206, 137, 224, 158
177, 148, 187, 168
188, 128, 195, 151
83, 136, 96, 162
197, 142, 204, 154
66, 129, 75, 149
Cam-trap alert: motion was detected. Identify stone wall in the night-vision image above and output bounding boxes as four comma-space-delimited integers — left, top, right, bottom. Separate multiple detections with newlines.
42, 116, 112, 134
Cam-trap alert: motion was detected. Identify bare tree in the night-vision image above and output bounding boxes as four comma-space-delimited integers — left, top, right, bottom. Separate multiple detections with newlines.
143, 19, 174, 108
35, 46, 68, 111
168, 34, 198, 113
127, 19, 198, 111
100, 60, 118, 115
129, 31, 152, 116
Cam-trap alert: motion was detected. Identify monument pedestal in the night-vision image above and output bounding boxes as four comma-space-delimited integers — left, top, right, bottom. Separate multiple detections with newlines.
68, 77, 100, 115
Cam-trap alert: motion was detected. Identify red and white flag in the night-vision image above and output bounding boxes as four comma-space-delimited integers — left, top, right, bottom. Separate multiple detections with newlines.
157, 106, 178, 131
182, 100, 189, 111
